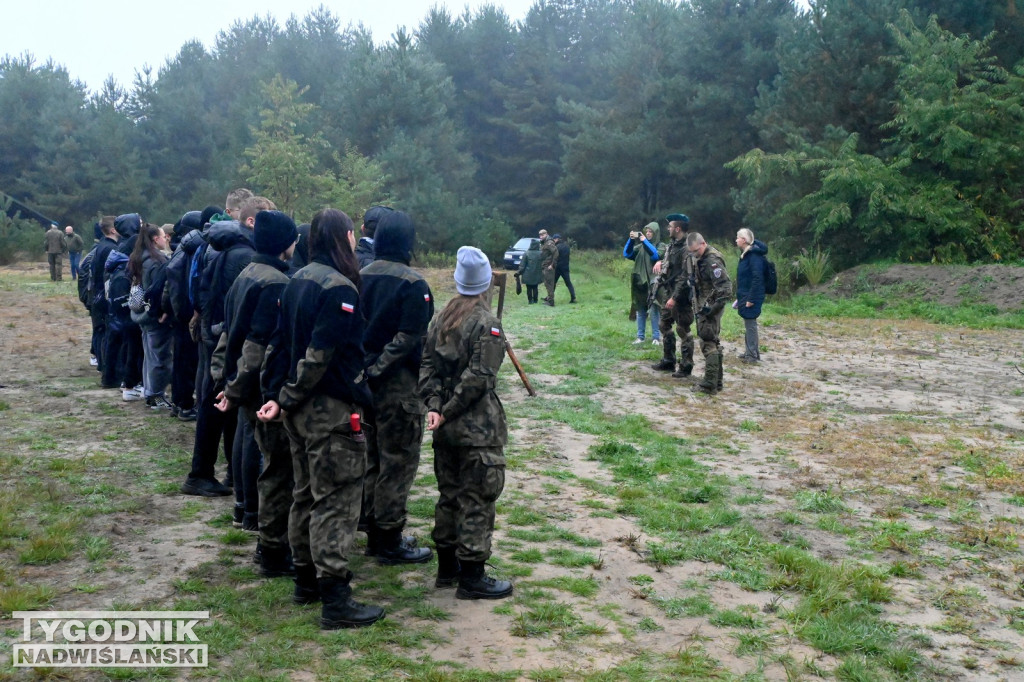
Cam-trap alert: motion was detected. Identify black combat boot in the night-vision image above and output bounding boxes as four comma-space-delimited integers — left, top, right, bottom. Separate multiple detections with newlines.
365, 525, 419, 558
376, 528, 432, 566
651, 358, 675, 371
259, 544, 295, 579
717, 353, 724, 392
293, 564, 320, 605
319, 577, 385, 629
456, 561, 513, 600
435, 547, 461, 588
672, 364, 693, 378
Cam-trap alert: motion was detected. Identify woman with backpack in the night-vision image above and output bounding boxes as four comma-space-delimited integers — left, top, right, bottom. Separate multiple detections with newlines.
734, 228, 768, 364
128, 224, 174, 409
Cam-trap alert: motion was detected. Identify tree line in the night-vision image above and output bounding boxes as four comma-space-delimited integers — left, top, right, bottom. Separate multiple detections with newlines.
1, 0, 1021, 265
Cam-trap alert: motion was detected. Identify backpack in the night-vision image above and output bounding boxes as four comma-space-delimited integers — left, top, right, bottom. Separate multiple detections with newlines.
106, 266, 134, 331
763, 258, 778, 296
78, 247, 96, 309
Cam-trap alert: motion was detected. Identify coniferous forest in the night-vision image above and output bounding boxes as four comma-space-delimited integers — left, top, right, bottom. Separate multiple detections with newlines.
1, 0, 1022, 265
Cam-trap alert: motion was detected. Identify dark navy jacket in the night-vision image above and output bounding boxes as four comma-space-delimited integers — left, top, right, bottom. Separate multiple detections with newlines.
736, 239, 768, 319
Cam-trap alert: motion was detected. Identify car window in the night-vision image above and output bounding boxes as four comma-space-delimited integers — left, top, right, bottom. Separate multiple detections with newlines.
511, 238, 536, 250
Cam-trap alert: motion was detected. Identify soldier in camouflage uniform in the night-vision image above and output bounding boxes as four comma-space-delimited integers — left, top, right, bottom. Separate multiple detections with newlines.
652, 214, 696, 378
359, 211, 433, 565
539, 229, 559, 306
213, 210, 297, 577
419, 246, 513, 600
684, 232, 733, 394
259, 209, 383, 629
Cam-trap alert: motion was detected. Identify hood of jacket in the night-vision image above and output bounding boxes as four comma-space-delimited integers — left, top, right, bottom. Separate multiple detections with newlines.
114, 213, 141, 239
743, 239, 768, 258
644, 221, 661, 244
179, 228, 206, 255
105, 248, 128, 273
206, 220, 252, 251
372, 212, 415, 264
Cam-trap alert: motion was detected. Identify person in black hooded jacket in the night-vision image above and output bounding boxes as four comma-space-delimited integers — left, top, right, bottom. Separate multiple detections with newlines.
162, 210, 204, 419
358, 211, 434, 566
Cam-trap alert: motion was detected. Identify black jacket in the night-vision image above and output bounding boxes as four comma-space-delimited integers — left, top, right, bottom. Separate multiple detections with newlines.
216, 255, 291, 406
91, 236, 119, 305
355, 237, 375, 270
359, 220, 433, 381
262, 259, 372, 411
198, 220, 255, 339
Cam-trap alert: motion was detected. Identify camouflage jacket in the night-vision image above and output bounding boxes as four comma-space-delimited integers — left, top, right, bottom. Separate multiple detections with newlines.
540, 239, 558, 271
44, 228, 67, 254
419, 303, 507, 447
693, 245, 733, 313
262, 259, 371, 412
214, 256, 291, 407
656, 237, 695, 307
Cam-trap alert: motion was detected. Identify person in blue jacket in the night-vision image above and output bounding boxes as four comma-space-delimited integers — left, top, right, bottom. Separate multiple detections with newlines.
623, 222, 664, 345
734, 228, 767, 363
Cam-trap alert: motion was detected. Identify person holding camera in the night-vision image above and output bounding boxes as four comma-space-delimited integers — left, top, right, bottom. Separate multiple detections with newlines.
623, 222, 664, 345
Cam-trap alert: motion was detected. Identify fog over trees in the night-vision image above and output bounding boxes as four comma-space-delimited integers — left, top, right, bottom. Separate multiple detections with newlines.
2, 0, 1021, 263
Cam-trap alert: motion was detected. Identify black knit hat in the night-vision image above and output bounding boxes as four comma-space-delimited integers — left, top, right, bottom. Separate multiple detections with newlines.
253, 210, 298, 256
362, 205, 394, 236
200, 205, 223, 228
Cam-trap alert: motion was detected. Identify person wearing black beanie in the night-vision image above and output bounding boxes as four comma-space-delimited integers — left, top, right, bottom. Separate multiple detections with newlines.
210, 209, 297, 574
358, 210, 434, 566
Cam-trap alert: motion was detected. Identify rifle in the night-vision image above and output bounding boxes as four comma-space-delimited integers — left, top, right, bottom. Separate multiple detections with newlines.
492, 272, 536, 397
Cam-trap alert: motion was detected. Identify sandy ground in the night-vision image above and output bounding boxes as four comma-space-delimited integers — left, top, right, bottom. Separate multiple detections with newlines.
2, 262, 1023, 680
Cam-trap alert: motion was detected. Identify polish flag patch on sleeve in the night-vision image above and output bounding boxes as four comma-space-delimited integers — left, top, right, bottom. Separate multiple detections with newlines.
424, 293, 431, 302
490, 327, 502, 337
341, 302, 355, 313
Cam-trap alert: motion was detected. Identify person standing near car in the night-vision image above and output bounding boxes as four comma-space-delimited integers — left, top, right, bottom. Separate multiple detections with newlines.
517, 240, 543, 304
539, 229, 558, 306
624, 222, 664, 345
552, 234, 576, 304
734, 228, 767, 364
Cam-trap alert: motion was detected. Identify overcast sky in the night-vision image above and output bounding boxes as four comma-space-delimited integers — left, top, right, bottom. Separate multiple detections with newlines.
7, 1, 539, 93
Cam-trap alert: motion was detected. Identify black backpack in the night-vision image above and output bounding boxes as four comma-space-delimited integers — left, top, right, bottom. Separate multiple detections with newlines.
78, 247, 96, 309
763, 258, 778, 295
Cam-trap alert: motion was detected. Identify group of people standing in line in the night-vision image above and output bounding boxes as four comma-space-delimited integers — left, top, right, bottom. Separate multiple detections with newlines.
42, 223, 85, 282
74, 189, 512, 630
624, 213, 769, 394
516, 228, 576, 306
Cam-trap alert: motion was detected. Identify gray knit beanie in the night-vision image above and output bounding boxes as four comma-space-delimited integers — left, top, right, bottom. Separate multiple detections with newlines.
454, 246, 492, 296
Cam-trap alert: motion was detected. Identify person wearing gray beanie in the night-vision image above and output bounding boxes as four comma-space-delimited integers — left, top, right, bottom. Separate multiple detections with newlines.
420, 245, 512, 600
454, 246, 492, 296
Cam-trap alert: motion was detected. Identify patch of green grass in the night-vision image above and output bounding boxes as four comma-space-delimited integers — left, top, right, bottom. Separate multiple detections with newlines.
84, 536, 113, 562
527, 575, 600, 598
656, 593, 714, 618
546, 548, 599, 568
795, 488, 847, 514
0, 582, 57, 615
510, 548, 544, 563
511, 601, 582, 638
220, 529, 255, 546
710, 606, 763, 629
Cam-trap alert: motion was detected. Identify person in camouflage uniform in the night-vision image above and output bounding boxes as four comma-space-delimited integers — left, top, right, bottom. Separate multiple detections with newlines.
684, 232, 733, 394
652, 214, 696, 378
213, 209, 297, 577
44, 224, 68, 281
259, 208, 383, 630
359, 210, 433, 566
419, 246, 513, 600
538, 229, 559, 306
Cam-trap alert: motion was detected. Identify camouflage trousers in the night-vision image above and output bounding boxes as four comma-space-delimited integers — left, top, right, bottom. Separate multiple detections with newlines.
284, 394, 366, 580
251, 410, 294, 551
543, 269, 556, 301
363, 368, 425, 532
658, 302, 694, 368
696, 308, 724, 357
431, 445, 505, 563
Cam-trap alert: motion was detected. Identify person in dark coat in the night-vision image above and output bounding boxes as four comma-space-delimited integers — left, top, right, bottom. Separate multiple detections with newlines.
517, 240, 543, 304
355, 205, 393, 269
734, 228, 767, 364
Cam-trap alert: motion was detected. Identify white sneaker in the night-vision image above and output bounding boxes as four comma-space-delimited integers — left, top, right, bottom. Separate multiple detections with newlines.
122, 388, 144, 402
89, 356, 99, 367
133, 383, 144, 393
632, 338, 646, 345
652, 339, 661, 346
